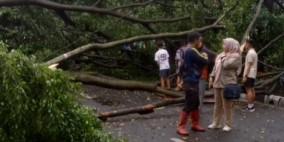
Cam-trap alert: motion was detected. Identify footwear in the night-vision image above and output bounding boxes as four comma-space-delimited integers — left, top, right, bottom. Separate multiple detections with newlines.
175, 87, 182, 91
222, 125, 232, 132
248, 106, 255, 112
208, 123, 222, 129
190, 109, 205, 132
177, 111, 189, 136
241, 106, 255, 112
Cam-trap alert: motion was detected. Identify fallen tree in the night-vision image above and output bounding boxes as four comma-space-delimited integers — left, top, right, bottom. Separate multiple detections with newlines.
69, 72, 183, 98
69, 72, 216, 98
46, 24, 224, 65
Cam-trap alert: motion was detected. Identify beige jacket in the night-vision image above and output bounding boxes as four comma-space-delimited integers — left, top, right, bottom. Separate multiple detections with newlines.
210, 54, 242, 88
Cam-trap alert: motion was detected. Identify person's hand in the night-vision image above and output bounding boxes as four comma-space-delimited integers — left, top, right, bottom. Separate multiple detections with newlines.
201, 52, 208, 59
209, 77, 213, 89
242, 76, 247, 83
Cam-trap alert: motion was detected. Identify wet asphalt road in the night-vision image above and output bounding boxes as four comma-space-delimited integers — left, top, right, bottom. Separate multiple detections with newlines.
83, 85, 284, 142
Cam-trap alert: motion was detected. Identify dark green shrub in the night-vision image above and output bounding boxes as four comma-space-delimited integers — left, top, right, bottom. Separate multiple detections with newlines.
0, 43, 115, 142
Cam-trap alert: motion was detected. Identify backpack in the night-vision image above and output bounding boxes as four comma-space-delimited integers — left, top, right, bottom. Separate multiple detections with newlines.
178, 47, 187, 76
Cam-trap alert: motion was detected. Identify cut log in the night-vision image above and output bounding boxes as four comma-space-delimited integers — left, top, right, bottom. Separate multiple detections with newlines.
98, 97, 216, 121
98, 97, 184, 121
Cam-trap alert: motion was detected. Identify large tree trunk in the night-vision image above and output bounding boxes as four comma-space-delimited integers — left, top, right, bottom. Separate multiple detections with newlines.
69, 72, 183, 98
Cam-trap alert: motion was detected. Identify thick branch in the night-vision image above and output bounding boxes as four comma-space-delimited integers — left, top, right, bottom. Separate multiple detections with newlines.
274, 0, 284, 11
98, 97, 216, 120
258, 71, 284, 88
0, 0, 192, 24
69, 72, 183, 98
98, 98, 184, 120
258, 60, 284, 71
93, 0, 103, 6
241, 0, 264, 43
213, 2, 239, 25
257, 32, 284, 55
46, 24, 224, 65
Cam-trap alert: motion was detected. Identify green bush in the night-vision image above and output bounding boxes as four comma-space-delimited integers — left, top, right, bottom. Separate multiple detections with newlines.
0, 44, 115, 142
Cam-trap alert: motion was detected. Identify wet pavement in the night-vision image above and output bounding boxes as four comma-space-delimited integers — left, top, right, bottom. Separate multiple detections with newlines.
83, 85, 284, 142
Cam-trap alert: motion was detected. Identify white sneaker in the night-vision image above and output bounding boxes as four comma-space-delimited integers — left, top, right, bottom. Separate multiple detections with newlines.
222, 125, 232, 132
208, 123, 222, 129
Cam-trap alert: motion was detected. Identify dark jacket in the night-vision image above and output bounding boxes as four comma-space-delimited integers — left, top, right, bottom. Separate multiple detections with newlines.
183, 47, 209, 84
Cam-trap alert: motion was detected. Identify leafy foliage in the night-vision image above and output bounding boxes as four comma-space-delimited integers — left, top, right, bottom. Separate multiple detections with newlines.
0, 43, 116, 142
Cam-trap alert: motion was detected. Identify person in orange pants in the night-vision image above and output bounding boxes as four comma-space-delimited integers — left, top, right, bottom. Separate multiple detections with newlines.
177, 32, 208, 136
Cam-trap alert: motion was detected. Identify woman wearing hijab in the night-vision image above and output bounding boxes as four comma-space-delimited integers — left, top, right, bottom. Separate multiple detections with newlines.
208, 38, 242, 132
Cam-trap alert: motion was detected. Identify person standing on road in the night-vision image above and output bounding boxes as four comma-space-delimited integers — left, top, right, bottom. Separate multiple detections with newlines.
198, 39, 217, 109
176, 32, 208, 136
155, 41, 171, 93
242, 38, 258, 112
208, 38, 242, 132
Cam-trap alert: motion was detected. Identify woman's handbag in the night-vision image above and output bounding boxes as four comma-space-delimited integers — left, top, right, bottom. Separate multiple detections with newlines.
223, 84, 241, 100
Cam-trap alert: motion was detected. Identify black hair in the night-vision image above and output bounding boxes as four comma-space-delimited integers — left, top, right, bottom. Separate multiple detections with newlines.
246, 38, 257, 48
187, 32, 201, 42
156, 40, 165, 48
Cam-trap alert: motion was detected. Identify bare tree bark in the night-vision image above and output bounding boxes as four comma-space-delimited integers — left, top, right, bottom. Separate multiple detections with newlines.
241, 0, 264, 43
46, 24, 224, 65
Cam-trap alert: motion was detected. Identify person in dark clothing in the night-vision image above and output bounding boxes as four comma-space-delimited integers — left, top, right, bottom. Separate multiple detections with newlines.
177, 32, 209, 136
199, 41, 217, 109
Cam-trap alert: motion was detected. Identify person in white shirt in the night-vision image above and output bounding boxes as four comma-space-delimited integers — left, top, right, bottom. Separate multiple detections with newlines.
155, 41, 171, 91
242, 38, 258, 112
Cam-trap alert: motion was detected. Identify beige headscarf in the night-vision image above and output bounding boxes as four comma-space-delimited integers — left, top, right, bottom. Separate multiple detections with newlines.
214, 38, 240, 82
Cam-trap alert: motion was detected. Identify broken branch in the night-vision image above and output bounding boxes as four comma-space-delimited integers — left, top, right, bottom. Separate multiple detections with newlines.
241, 0, 264, 43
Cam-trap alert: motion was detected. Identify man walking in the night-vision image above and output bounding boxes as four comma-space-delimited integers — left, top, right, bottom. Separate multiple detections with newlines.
176, 32, 208, 136
242, 38, 258, 112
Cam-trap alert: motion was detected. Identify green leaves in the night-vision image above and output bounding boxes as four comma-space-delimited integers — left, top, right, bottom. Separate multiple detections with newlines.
0, 45, 115, 142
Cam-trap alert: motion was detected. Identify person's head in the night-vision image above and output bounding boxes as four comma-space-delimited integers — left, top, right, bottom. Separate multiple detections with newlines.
244, 38, 256, 51
222, 38, 240, 54
187, 32, 202, 49
156, 40, 165, 49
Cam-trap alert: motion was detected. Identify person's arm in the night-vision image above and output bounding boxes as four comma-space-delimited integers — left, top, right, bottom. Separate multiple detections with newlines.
243, 53, 254, 78
243, 63, 252, 77
243, 53, 254, 82
175, 51, 180, 66
154, 53, 159, 67
189, 49, 209, 65
222, 56, 241, 70
202, 47, 217, 63
209, 65, 216, 88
